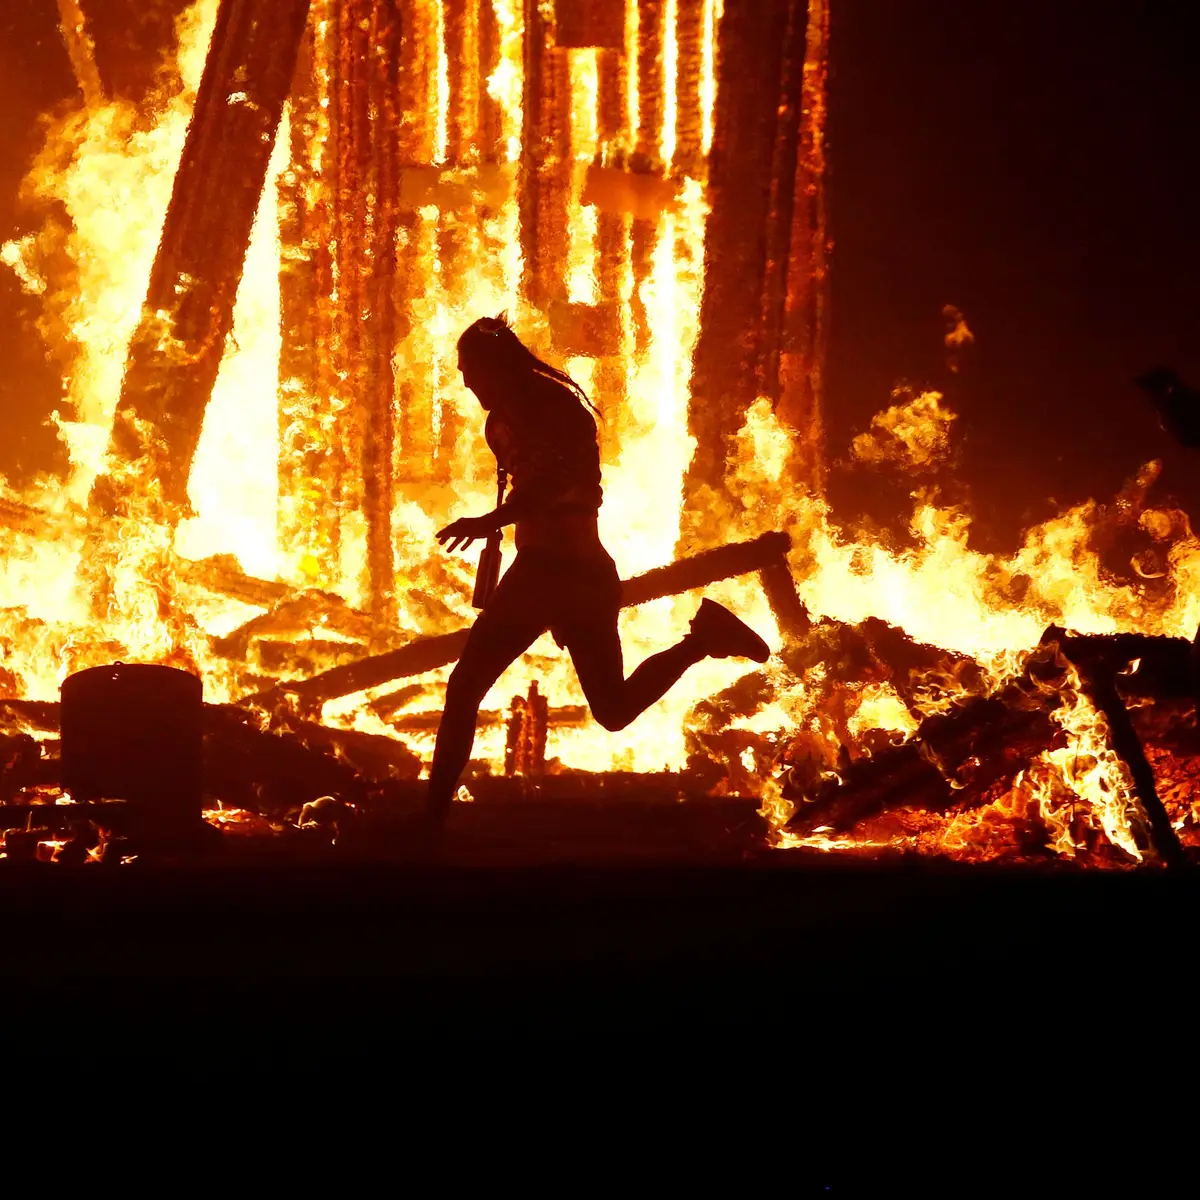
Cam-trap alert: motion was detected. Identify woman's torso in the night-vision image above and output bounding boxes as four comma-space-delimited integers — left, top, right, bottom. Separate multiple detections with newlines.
486, 375, 607, 559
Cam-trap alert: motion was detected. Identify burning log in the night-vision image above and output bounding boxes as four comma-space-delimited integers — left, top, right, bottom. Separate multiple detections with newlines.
619, 530, 794, 607
1045, 630, 1196, 702
784, 628, 1194, 865
444, 0, 479, 163
1045, 626, 1189, 869
786, 661, 1067, 838
174, 555, 295, 609
202, 703, 372, 810
211, 589, 405, 661
98, 0, 312, 511
281, 532, 801, 705
477, 0, 502, 157
270, 716, 423, 784
0, 701, 60, 737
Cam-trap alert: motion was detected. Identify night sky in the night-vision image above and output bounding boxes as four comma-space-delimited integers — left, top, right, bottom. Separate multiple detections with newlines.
826, 0, 1200, 544
1, 0, 1196, 548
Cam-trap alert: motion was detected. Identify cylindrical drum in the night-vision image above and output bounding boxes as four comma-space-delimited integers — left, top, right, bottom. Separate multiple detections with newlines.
60, 664, 203, 832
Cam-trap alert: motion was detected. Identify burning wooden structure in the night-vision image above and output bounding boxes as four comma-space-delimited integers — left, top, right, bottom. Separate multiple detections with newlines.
2, 0, 1200, 868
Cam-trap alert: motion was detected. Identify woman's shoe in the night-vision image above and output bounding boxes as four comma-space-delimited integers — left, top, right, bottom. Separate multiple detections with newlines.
689, 598, 770, 662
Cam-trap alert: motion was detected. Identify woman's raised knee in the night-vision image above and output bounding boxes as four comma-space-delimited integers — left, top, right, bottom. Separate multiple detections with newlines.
589, 701, 632, 732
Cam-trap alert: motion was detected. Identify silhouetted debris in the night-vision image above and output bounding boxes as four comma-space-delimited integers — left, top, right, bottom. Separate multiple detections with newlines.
1135, 367, 1200, 448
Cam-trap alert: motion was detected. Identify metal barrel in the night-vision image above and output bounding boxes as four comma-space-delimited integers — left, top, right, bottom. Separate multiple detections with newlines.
60, 663, 203, 833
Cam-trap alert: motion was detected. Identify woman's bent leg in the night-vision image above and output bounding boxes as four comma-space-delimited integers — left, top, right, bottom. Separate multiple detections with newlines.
566, 616, 705, 732
428, 579, 548, 820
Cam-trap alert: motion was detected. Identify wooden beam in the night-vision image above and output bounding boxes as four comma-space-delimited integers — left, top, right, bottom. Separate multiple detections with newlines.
680, 0, 797, 543
99, 0, 311, 511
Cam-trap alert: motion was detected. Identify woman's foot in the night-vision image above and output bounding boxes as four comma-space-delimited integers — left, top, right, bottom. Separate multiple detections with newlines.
688, 598, 770, 662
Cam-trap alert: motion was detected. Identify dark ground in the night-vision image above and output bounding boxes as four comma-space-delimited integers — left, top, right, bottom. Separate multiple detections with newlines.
4, 831, 1196, 1059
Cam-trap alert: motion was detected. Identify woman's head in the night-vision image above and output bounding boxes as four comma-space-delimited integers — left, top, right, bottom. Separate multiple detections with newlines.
456, 315, 524, 408
457, 313, 597, 416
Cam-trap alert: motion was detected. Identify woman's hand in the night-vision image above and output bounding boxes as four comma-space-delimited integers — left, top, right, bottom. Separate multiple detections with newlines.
436, 514, 499, 553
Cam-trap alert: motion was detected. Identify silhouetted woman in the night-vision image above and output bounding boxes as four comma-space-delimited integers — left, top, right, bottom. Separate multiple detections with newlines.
430, 315, 769, 823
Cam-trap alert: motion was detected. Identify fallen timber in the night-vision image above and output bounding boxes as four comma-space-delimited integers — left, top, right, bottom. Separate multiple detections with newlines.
785, 647, 1068, 840
269, 531, 804, 707
1043, 626, 1188, 869
785, 629, 1194, 866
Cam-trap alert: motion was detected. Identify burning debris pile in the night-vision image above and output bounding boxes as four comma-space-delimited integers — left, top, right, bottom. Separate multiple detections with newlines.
1, 0, 1199, 866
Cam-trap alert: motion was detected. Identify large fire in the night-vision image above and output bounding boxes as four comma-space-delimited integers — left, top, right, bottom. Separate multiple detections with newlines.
1, 0, 1197, 866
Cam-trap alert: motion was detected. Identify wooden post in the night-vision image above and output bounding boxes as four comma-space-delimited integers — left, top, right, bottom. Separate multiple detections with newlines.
477, 0, 503, 158
679, 0, 798, 549
777, 0, 829, 490
672, 0, 706, 179
445, 0, 481, 164
519, 0, 571, 309
329, 0, 402, 625
56, 0, 104, 110
758, 0, 811, 405
278, 2, 344, 585
627, 0, 669, 356
393, 0, 439, 486
100, 0, 312, 511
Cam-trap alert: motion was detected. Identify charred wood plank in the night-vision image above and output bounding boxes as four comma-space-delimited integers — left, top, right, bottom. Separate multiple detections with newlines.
174, 554, 296, 608
620, 531, 793, 606
1045, 629, 1194, 701
786, 654, 1066, 837
1045, 627, 1189, 869
271, 716, 423, 783
99, 0, 312, 510
212, 590, 405, 660
202, 703, 371, 810
0, 700, 61, 736
283, 532, 796, 704
758, 551, 811, 643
